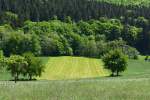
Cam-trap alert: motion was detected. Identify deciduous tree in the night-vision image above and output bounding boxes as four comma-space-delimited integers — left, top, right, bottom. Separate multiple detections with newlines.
102, 50, 127, 76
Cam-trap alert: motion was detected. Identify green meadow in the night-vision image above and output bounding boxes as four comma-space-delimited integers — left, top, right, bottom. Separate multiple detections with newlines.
0, 56, 150, 100
39, 56, 108, 80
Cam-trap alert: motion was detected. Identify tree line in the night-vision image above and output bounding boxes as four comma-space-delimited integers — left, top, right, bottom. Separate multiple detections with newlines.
1, 12, 146, 58
0, 0, 150, 22
0, 51, 45, 82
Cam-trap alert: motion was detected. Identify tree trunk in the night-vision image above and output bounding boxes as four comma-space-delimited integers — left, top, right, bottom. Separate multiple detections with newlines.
14, 76, 17, 83
117, 71, 119, 76
14, 73, 18, 83
111, 72, 114, 77
29, 74, 32, 80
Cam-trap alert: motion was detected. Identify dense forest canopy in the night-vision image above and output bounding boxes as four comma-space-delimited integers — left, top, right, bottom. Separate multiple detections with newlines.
0, 0, 150, 58
0, 16, 147, 58
0, 0, 150, 22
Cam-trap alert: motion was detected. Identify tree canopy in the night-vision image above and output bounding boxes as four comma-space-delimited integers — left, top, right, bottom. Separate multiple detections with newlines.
0, 16, 144, 58
102, 50, 128, 76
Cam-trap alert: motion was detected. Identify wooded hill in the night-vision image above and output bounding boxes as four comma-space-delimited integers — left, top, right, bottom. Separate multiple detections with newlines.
0, 0, 150, 21
0, 0, 150, 57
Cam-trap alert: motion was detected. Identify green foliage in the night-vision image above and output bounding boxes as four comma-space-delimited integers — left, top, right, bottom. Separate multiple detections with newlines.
0, 17, 143, 58
6, 53, 45, 82
0, 50, 4, 67
0, 50, 3, 59
136, 17, 149, 28
7, 55, 28, 82
107, 39, 140, 59
0, 12, 19, 28
0, 15, 149, 58
145, 55, 149, 61
103, 50, 128, 76
122, 25, 142, 46
78, 20, 94, 36
0, 0, 150, 23
28, 58, 45, 80
64, 16, 72, 24
1, 29, 41, 56
23, 52, 45, 80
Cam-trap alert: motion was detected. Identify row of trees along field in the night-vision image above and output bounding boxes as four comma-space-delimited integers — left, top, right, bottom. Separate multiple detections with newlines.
0, 12, 145, 58
0, 0, 150, 22
0, 51, 45, 82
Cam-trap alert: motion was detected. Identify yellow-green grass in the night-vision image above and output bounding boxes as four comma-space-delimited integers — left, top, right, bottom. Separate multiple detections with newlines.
39, 56, 109, 80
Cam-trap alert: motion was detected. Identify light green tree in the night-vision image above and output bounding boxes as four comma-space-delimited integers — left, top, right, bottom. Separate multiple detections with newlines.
7, 55, 28, 83
23, 52, 45, 80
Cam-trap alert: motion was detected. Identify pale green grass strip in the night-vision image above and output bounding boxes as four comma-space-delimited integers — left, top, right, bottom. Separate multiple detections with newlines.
39, 56, 108, 80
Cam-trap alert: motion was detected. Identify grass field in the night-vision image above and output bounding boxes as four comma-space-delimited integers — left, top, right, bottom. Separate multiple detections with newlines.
0, 78, 150, 100
39, 56, 108, 80
0, 56, 150, 100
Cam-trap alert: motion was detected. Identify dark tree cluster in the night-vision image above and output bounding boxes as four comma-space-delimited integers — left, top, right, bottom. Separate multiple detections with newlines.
0, 0, 150, 22
0, 15, 142, 58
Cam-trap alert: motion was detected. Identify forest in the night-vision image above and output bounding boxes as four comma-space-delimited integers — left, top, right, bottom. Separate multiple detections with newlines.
0, 0, 149, 58
0, 11, 150, 58
0, 0, 150, 22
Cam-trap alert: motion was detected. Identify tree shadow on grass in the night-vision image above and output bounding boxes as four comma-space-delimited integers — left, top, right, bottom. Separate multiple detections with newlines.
105, 74, 123, 78
9, 78, 37, 82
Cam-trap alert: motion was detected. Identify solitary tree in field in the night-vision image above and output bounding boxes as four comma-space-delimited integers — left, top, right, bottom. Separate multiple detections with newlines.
102, 50, 127, 76
7, 55, 28, 83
